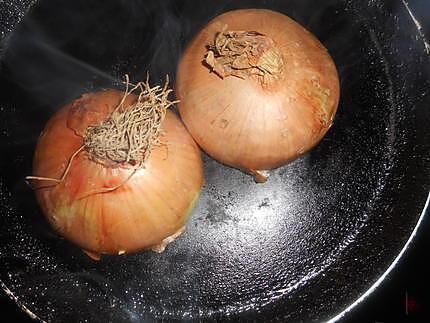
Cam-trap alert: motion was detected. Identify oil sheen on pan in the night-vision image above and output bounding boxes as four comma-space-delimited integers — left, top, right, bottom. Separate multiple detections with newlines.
0, 0, 429, 322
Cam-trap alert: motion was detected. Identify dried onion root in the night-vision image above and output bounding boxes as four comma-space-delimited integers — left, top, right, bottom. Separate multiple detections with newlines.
85, 75, 178, 166
27, 74, 178, 193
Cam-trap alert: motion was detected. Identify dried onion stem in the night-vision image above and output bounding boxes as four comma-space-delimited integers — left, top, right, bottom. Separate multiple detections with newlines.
205, 25, 284, 84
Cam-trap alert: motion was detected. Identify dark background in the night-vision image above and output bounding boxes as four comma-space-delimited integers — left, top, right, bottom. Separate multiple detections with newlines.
1, 0, 429, 322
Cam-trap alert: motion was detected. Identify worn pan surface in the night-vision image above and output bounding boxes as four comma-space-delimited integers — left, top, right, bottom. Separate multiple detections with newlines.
0, 0, 429, 322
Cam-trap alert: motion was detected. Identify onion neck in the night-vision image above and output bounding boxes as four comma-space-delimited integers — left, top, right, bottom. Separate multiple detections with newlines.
205, 27, 284, 87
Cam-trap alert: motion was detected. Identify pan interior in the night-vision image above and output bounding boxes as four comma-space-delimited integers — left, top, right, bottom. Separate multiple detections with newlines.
0, 0, 429, 322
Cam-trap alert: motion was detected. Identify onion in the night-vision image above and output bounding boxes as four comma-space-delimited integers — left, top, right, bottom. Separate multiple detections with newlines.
27, 79, 204, 259
176, 9, 340, 182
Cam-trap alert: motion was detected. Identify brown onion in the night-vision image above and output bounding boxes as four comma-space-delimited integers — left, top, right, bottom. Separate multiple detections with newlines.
28, 85, 204, 259
176, 9, 340, 182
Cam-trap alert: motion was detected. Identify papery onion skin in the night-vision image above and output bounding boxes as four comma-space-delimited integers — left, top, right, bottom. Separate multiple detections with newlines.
176, 9, 340, 180
32, 90, 204, 256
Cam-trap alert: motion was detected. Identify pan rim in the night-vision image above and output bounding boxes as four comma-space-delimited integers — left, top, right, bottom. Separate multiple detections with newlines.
0, 0, 429, 321
0, 280, 44, 322
327, 191, 430, 322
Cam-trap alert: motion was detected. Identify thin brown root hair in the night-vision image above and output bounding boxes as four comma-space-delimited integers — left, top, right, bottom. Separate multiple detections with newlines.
84, 74, 177, 166
25, 145, 85, 189
77, 168, 138, 200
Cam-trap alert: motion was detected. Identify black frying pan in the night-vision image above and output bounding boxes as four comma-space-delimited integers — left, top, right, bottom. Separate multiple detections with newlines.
0, 0, 429, 322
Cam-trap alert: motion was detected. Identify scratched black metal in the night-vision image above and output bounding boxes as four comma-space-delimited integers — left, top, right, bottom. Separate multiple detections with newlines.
0, 0, 429, 322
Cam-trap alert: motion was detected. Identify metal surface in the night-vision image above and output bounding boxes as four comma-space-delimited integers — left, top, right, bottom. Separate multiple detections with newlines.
0, 0, 429, 322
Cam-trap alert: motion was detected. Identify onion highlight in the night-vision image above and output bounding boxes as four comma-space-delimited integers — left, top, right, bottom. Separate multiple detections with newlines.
176, 9, 340, 182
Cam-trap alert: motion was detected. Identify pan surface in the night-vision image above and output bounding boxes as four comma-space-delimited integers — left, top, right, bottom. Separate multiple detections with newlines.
0, 0, 429, 322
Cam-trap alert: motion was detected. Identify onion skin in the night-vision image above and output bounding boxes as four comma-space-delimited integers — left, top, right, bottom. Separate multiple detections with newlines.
176, 9, 340, 181
32, 90, 204, 256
